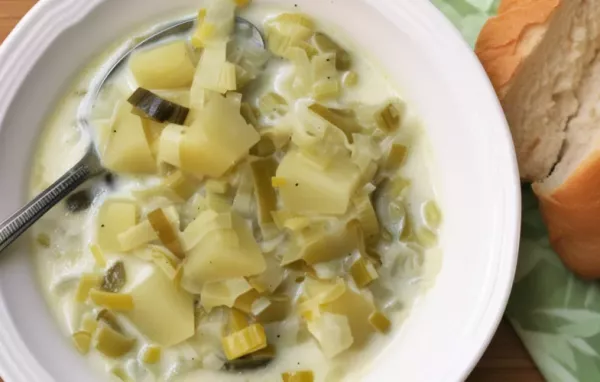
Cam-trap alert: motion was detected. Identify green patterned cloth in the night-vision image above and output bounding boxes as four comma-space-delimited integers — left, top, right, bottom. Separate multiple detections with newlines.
434, 1, 600, 381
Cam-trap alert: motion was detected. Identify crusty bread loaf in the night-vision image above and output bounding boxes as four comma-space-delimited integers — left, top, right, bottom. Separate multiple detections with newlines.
477, 0, 600, 278
476, 0, 600, 182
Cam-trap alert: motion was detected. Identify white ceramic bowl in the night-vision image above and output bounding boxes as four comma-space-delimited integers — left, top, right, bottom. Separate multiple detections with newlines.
0, 0, 520, 381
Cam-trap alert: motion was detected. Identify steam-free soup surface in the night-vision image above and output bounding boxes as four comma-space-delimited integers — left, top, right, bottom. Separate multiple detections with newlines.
30, 2, 442, 381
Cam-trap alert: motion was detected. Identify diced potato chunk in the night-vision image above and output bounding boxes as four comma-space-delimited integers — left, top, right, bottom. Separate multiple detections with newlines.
118, 220, 157, 252
123, 265, 195, 347
97, 200, 137, 252
284, 223, 358, 265
103, 102, 156, 174
158, 124, 186, 167
200, 278, 253, 312
180, 94, 260, 178
181, 213, 266, 289
234, 289, 261, 314
322, 288, 375, 347
307, 312, 353, 358
129, 41, 195, 89
276, 150, 360, 215
192, 43, 237, 94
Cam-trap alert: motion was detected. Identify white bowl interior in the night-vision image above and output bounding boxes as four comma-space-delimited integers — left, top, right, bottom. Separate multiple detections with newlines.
0, 0, 520, 381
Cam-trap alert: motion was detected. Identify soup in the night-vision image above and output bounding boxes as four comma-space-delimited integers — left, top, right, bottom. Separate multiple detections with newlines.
29, 1, 442, 381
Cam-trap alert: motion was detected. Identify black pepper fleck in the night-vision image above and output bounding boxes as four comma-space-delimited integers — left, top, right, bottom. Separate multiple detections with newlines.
295, 183, 299, 187
101, 224, 105, 228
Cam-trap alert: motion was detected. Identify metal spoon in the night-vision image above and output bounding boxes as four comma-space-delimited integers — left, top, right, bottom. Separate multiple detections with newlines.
0, 16, 265, 252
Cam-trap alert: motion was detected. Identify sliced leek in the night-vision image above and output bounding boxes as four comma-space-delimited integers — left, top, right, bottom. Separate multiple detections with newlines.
222, 323, 268, 360
282, 371, 315, 382
423, 200, 442, 230
250, 157, 278, 225
141, 345, 162, 364
368, 311, 391, 333
89, 289, 134, 311
75, 274, 101, 303
350, 258, 379, 288
90, 244, 106, 268
95, 324, 136, 358
147, 208, 184, 258
72, 331, 92, 355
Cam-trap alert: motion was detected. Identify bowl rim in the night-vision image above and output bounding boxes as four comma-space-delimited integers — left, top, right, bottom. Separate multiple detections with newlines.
0, 0, 521, 381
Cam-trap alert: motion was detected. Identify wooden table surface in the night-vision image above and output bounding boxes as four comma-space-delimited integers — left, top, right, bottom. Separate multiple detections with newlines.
0, 1, 545, 381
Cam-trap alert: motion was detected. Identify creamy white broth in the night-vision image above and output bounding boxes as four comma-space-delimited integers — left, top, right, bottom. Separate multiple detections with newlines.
30, 5, 441, 382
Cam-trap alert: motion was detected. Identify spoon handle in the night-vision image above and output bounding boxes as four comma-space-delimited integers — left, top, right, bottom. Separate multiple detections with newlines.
0, 151, 103, 252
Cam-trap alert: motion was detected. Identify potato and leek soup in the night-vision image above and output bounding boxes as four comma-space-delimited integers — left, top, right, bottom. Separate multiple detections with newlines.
30, 1, 442, 381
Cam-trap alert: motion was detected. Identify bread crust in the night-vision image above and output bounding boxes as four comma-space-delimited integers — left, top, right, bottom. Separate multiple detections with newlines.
477, 0, 600, 278
475, 0, 560, 94
533, 151, 600, 278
